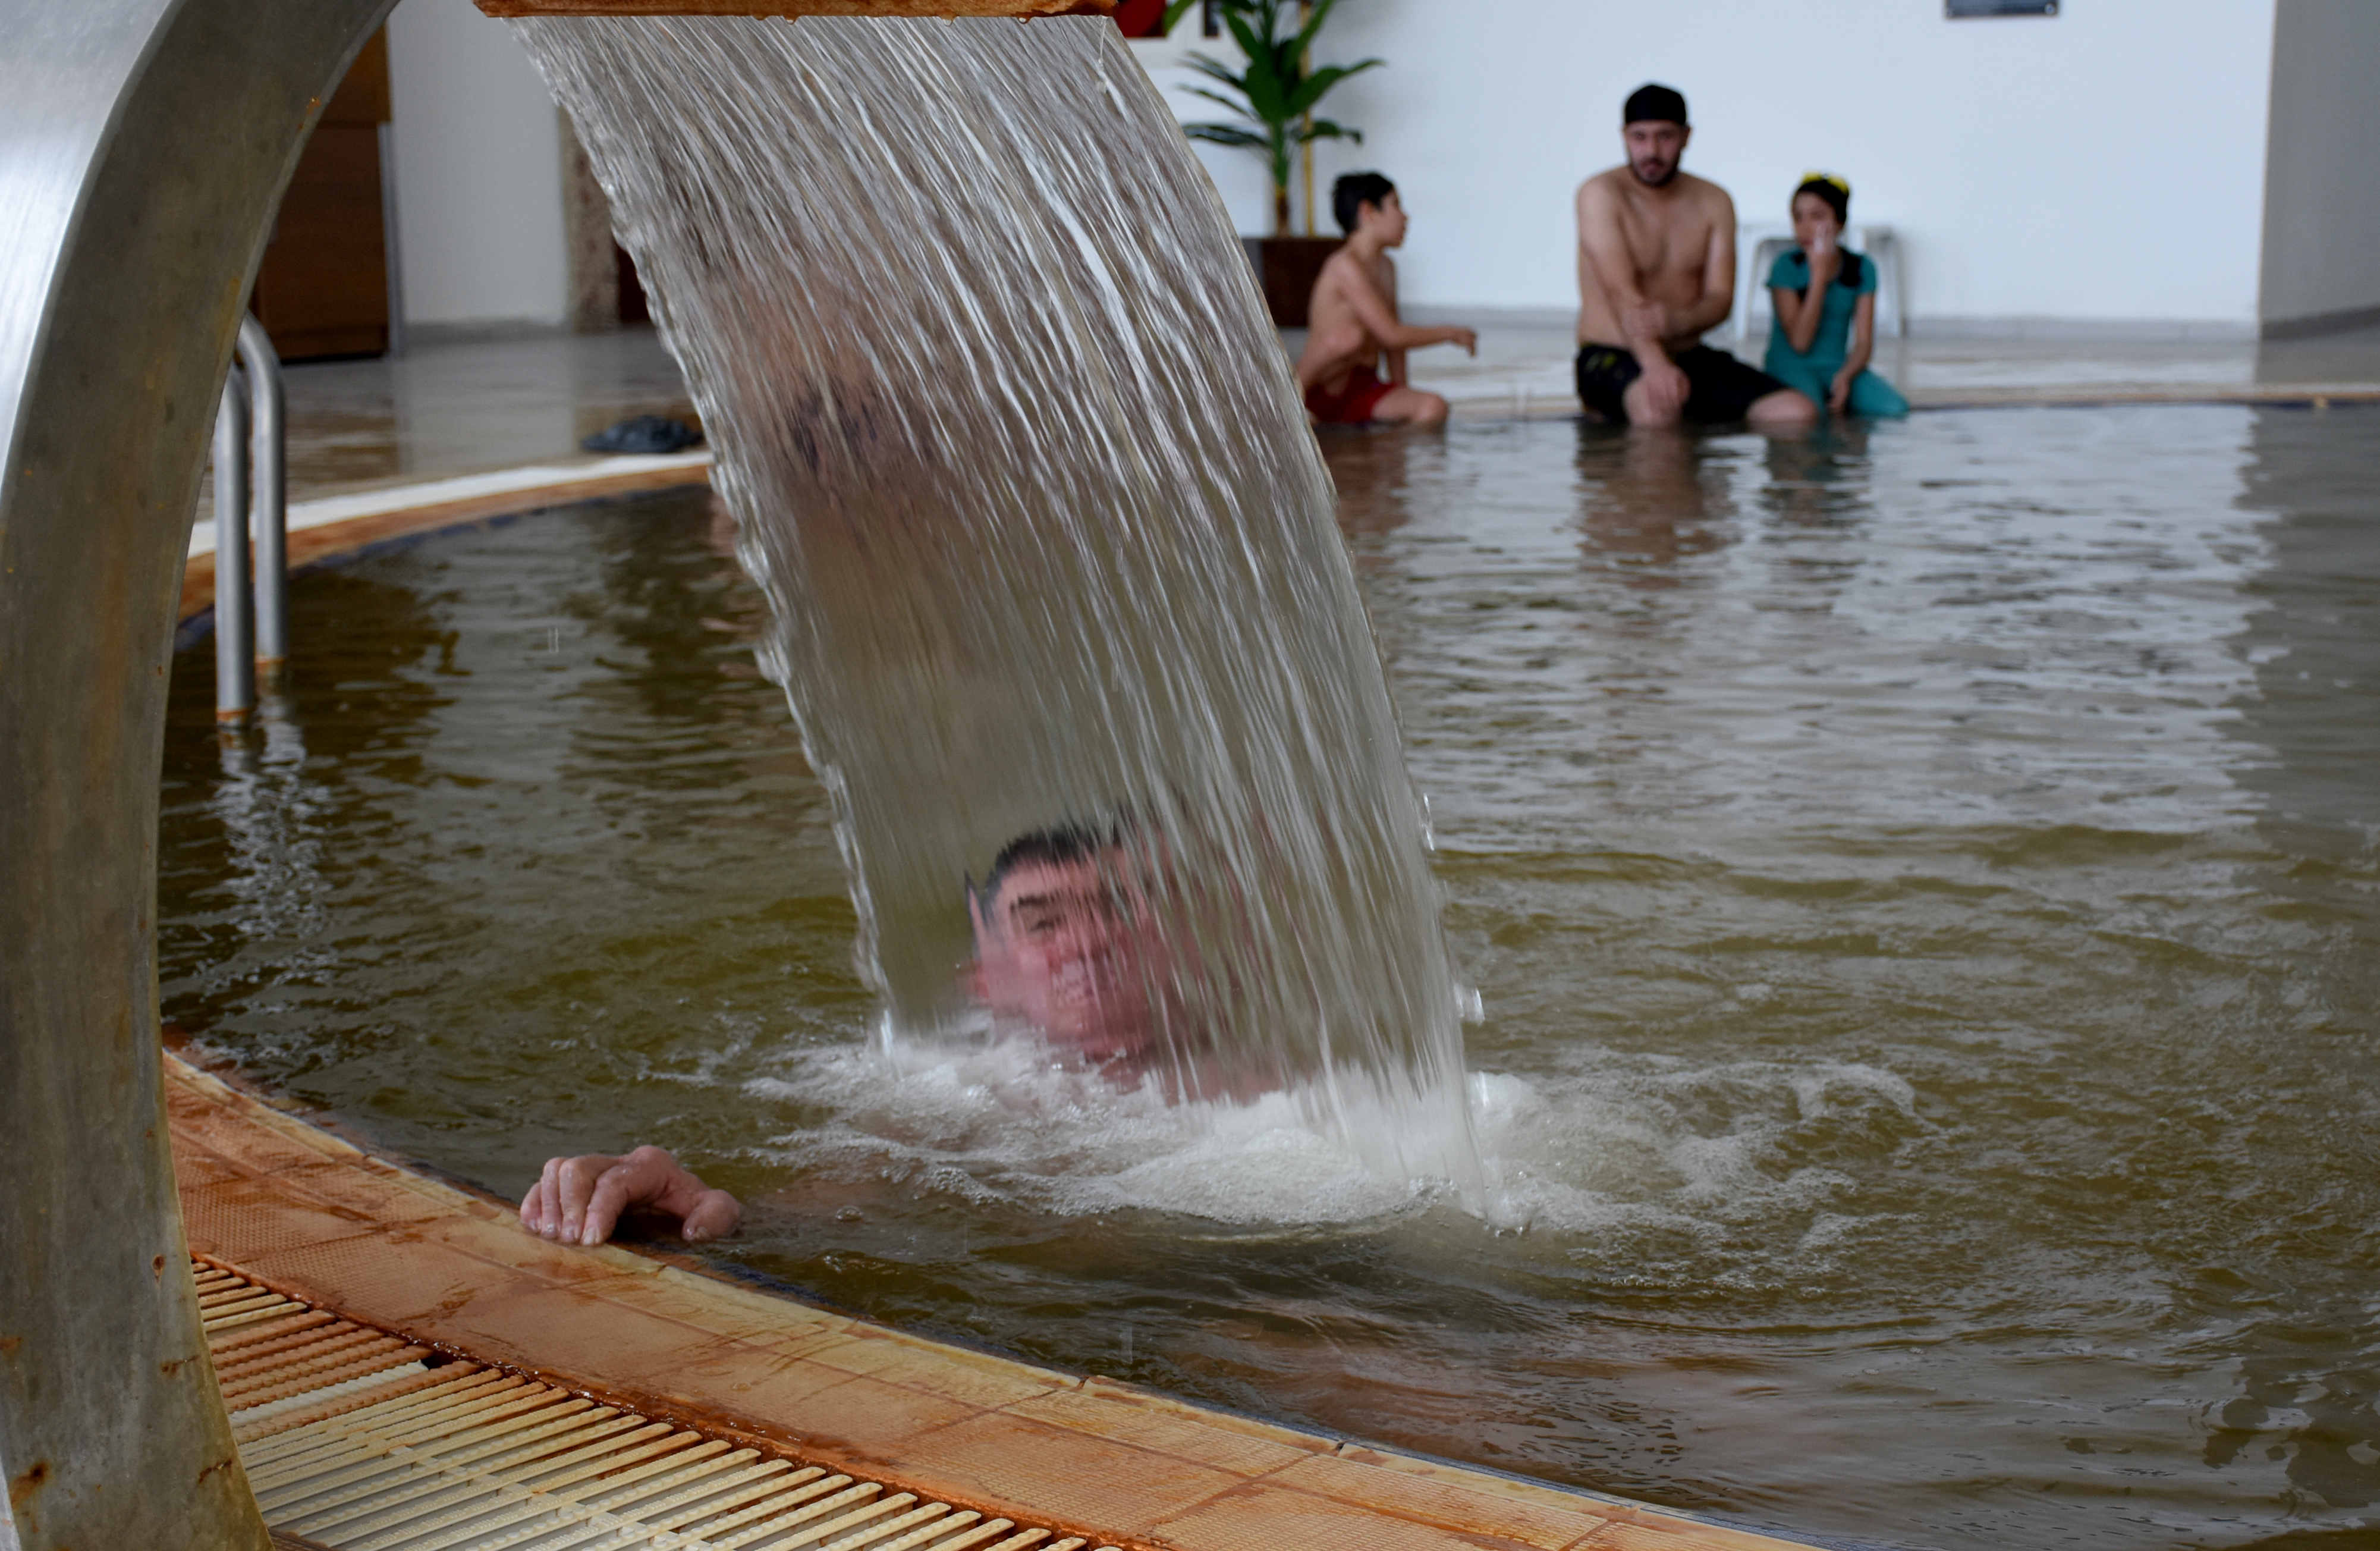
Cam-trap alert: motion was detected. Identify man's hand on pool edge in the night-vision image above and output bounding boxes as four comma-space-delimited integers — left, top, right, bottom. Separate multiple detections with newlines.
520, 1145, 743, 1247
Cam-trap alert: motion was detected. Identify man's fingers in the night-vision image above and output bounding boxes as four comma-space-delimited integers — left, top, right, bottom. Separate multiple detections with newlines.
557, 1157, 590, 1239
520, 1173, 551, 1236
556, 1154, 616, 1241
530, 1157, 569, 1238
579, 1164, 639, 1246
681, 1188, 744, 1245
520, 1148, 725, 1249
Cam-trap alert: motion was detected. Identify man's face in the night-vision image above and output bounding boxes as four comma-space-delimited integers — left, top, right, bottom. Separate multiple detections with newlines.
1359, 191, 1409, 248
969, 853, 1172, 1062
1624, 120, 1689, 187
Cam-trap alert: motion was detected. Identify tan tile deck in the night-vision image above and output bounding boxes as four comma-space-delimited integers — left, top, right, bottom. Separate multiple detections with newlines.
224, 322, 2380, 533
183, 318, 2380, 632
167, 1053, 1817, 1551
1337, 315, 2380, 419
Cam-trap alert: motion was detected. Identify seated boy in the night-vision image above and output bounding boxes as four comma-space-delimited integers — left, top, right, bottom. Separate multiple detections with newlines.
1295, 172, 1476, 429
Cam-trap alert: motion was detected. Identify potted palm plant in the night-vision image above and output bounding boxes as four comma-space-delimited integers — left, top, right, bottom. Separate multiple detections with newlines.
1159, 0, 1381, 325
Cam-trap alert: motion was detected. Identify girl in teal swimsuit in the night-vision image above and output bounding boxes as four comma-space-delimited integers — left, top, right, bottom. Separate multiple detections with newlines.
1763, 173, 1909, 419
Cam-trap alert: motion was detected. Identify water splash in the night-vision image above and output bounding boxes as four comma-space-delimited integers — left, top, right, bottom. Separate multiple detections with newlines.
511, 16, 1473, 1179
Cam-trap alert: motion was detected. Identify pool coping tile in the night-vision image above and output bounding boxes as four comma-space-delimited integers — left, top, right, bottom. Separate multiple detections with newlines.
166, 1051, 1820, 1551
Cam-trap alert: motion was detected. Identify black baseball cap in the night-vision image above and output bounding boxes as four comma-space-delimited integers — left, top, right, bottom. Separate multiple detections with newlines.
1624, 83, 1688, 126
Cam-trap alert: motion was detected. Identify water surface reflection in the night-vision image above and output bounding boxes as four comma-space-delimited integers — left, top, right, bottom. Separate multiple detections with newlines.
1576, 425, 1736, 586
159, 409, 2380, 1550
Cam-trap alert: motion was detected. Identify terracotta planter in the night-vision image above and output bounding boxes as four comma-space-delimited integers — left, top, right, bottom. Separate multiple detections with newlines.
1243, 235, 1342, 327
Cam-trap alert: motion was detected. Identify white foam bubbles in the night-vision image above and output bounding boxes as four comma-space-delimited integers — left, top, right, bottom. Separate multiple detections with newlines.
744, 1034, 1467, 1226
735, 1032, 1920, 1244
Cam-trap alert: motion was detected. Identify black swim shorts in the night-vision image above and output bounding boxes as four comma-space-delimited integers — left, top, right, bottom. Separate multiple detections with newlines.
1574, 343, 1788, 425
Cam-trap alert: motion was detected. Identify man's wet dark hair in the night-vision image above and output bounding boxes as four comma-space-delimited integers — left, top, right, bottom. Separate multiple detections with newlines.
1623, 83, 1688, 127
1333, 171, 1397, 237
1794, 174, 1850, 227
970, 822, 1112, 924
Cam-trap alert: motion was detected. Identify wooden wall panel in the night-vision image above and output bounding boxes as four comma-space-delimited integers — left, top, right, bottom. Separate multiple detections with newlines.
253, 30, 391, 360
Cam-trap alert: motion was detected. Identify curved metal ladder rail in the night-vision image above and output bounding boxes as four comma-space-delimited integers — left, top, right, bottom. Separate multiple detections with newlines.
215, 313, 288, 721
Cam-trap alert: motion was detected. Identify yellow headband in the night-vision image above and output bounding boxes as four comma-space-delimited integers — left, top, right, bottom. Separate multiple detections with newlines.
1798, 171, 1851, 197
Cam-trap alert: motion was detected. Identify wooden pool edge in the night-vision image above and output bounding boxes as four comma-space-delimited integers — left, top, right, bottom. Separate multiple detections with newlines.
166, 1051, 1823, 1551
178, 456, 719, 623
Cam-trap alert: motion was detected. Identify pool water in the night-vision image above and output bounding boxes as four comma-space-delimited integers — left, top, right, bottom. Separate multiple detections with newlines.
161, 405, 2380, 1550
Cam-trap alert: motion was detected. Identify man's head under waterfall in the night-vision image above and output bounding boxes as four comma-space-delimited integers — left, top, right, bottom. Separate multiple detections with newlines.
966, 821, 1181, 1068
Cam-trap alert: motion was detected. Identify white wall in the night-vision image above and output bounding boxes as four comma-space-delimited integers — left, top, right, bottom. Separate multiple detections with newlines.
386, 0, 570, 334
1142, 0, 2277, 329
2259, 0, 2380, 332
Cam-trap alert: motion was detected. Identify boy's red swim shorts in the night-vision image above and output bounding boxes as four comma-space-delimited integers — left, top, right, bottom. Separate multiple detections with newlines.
1304, 364, 1395, 425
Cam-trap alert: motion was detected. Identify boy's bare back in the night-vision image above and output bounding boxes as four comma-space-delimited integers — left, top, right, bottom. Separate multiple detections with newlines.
1300, 244, 1400, 394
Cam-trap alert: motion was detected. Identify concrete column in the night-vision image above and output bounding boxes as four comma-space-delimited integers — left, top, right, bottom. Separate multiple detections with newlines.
0, 1, 392, 1544
2259, 0, 2380, 336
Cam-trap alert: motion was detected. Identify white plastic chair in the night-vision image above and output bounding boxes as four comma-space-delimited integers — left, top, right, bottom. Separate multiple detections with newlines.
1734, 222, 1905, 341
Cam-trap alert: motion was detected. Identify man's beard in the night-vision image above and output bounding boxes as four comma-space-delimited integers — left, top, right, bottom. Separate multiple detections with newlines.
1632, 157, 1678, 187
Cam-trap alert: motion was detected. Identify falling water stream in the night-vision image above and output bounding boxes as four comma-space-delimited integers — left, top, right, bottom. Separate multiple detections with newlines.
508, 15, 1472, 1160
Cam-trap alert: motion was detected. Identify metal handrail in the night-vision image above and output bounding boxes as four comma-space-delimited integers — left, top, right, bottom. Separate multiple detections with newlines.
212, 370, 253, 719
241, 314, 288, 667
213, 312, 288, 721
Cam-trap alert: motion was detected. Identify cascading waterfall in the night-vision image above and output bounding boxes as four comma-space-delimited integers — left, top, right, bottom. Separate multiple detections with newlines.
513, 14, 1475, 1180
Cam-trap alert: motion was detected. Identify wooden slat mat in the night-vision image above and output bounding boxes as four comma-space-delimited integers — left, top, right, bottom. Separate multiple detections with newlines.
202, 1261, 1105, 1551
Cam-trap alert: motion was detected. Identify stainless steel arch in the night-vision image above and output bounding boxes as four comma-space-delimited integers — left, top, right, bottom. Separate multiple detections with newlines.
0, 1, 391, 1544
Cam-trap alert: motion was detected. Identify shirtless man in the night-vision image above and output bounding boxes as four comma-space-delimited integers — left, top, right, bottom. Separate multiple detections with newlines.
1573, 84, 1815, 431
1296, 172, 1476, 429
520, 824, 1184, 1247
